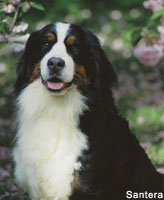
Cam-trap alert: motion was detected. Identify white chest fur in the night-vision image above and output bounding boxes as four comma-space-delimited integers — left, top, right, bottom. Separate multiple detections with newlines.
13, 79, 88, 200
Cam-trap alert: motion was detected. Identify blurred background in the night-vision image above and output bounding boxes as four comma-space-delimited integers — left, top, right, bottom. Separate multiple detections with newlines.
0, 0, 164, 199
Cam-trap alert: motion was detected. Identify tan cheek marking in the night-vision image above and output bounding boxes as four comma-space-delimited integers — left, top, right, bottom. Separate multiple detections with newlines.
71, 171, 79, 192
66, 36, 75, 46
47, 33, 56, 43
30, 63, 40, 82
75, 64, 87, 80
74, 64, 89, 90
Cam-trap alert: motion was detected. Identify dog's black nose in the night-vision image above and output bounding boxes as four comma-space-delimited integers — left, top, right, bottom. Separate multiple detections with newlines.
47, 57, 65, 72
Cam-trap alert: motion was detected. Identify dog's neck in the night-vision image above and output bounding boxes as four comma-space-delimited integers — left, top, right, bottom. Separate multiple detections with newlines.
16, 79, 88, 126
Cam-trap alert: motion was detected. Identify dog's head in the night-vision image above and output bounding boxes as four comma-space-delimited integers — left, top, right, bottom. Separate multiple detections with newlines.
15, 22, 117, 96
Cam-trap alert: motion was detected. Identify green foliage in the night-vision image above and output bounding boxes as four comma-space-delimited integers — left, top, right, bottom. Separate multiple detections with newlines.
151, 9, 164, 20
130, 27, 142, 46
30, 1, 44, 11
0, 0, 44, 50
126, 106, 164, 166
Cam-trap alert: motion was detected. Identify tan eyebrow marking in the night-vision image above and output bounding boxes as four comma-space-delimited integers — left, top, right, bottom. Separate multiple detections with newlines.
47, 33, 56, 42
66, 36, 75, 46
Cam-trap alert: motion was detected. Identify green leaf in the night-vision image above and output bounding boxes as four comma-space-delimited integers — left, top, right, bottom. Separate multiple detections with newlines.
30, 2, 44, 11
18, 12, 23, 18
151, 9, 164, 20
130, 27, 142, 46
19, 2, 25, 7
158, 149, 164, 160
10, 41, 24, 45
0, 11, 6, 20
7, 17, 14, 23
0, 42, 9, 49
0, 23, 5, 32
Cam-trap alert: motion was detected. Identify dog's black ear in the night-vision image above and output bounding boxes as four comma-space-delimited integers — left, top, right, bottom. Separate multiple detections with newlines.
14, 31, 40, 95
97, 47, 118, 89
81, 28, 118, 113
83, 28, 118, 90
14, 53, 27, 95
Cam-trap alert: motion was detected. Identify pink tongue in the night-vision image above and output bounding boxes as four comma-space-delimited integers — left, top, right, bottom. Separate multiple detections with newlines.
47, 81, 65, 90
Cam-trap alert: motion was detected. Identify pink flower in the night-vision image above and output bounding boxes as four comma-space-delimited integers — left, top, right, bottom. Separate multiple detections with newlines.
157, 26, 164, 47
0, 168, 10, 180
0, 34, 5, 42
9, 33, 30, 42
9, 0, 21, 5
10, 43, 25, 52
157, 131, 164, 139
9, 33, 30, 52
12, 22, 29, 33
157, 167, 164, 174
144, 0, 163, 13
22, 2, 30, 12
133, 45, 164, 66
0, 147, 8, 159
158, 0, 164, 4
137, 116, 145, 124
158, 25, 164, 34
2, 4, 15, 13
141, 142, 150, 149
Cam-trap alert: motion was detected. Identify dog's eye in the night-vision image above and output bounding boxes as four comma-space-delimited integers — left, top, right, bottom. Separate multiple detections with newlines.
41, 39, 51, 49
71, 44, 78, 50
42, 41, 50, 48
69, 44, 79, 52
44, 42, 49, 47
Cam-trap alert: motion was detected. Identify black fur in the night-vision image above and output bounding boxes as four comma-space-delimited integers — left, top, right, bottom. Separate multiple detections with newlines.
15, 23, 164, 200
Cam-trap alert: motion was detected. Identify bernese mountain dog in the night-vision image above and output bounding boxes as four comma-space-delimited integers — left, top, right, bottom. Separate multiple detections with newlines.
13, 22, 164, 200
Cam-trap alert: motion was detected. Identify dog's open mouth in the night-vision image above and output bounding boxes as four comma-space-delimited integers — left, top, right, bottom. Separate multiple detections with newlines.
42, 77, 73, 92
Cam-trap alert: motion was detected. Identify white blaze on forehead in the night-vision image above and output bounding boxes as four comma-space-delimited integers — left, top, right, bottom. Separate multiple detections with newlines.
56, 22, 70, 44
40, 22, 75, 83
